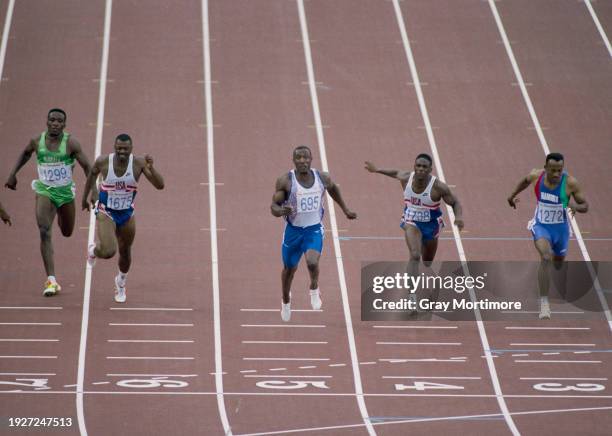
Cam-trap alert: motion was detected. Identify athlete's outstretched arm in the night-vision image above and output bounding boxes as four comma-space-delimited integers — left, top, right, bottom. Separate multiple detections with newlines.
142, 155, 164, 190
0, 200, 11, 226
271, 175, 292, 217
4, 139, 36, 190
507, 169, 540, 209
82, 157, 103, 211
320, 172, 357, 220
439, 181, 464, 231
567, 176, 588, 215
364, 161, 409, 181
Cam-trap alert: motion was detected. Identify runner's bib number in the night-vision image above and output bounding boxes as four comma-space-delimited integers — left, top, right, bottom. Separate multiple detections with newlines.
537, 202, 565, 224
37, 163, 72, 187
107, 191, 134, 210
297, 191, 321, 213
404, 207, 431, 222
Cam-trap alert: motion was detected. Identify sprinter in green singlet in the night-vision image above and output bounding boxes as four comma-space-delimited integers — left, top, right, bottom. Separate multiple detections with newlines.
5, 108, 95, 296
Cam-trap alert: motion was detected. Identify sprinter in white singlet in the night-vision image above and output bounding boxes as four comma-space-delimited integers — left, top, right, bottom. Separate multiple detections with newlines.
365, 153, 464, 311
82, 134, 165, 303
271, 145, 357, 321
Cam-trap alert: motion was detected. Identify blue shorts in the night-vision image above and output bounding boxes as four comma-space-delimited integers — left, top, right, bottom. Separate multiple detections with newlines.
282, 222, 324, 269
400, 216, 444, 242
95, 201, 134, 228
530, 221, 570, 257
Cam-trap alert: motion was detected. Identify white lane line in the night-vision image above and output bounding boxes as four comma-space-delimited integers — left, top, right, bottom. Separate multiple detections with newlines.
488, 0, 612, 333
505, 327, 590, 330
0, 322, 61, 326
511, 354, 529, 357
0, 0, 14, 82
244, 375, 332, 378
240, 309, 322, 312
239, 370, 257, 374
242, 358, 330, 361
106, 374, 197, 377
520, 377, 608, 381
515, 360, 601, 364
383, 376, 481, 380
376, 342, 461, 346
109, 307, 193, 311
0, 355, 57, 359
107, 340, 194, 343
379, 358, 466, 363
201, 2, 230, 434
359, 362, 377, 365
242, 341, 327, 345
584, 0, 612, 58
298, 366, 317, 369
373, 325, 457, 329
543, 352, 560, 356
108, 323, 193, 327
269, 368, 287, 372
510, 343, 596, 347
92, 382, 110, 385
328, 364, 346, 367
297, 2, 374, 434
240, 324, 325, 328
0, 306, 62, 310
8, 391, 612, 399
0, 339, 59, 342
502, 311, 584, 314
0, 373, 56, 376
77, 4, 112, 433
106, 356, 194, 360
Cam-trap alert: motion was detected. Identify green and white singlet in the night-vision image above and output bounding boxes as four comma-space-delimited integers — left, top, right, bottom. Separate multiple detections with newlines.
31, 132, 76, 207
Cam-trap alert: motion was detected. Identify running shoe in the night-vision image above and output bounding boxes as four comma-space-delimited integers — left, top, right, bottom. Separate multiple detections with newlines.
539, 300, 551, 319
281, 301, 291, 322
114, 274, 127, 303
43, 280, 61, 297
310, 289, 322, 310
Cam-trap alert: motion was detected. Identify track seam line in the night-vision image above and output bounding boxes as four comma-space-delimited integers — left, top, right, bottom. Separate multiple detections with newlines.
487, 0, 612, 333
391, 1, 519, 434
76, 1, 112, 435
296, 1, 375, 434
201, 1, 232, 434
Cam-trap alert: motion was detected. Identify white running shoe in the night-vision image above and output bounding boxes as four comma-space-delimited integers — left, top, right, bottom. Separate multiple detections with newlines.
42, 280, 61, 297
281, 301, 291, 322
310, 289, 322, 310
87, 243, 96, 267
114, 275, 127, 303
539, 300, 551, 319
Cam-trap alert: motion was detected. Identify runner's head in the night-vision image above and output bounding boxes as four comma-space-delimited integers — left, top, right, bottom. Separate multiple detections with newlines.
413, 153, 433, 181
47, 108, 67, 138
544, 152, 564, 184
114, 133, 133, 163
293, 145, 312, 175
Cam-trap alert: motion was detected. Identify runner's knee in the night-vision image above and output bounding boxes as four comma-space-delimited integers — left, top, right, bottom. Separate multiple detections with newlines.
306, 257, 319, 272
540, 251, 552, 263
38, 224, 52, 241
409, 252, 421, 262
97, 246, 116, 259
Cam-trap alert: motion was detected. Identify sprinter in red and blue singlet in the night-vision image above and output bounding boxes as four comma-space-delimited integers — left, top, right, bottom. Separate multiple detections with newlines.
508, 152, 589, 319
